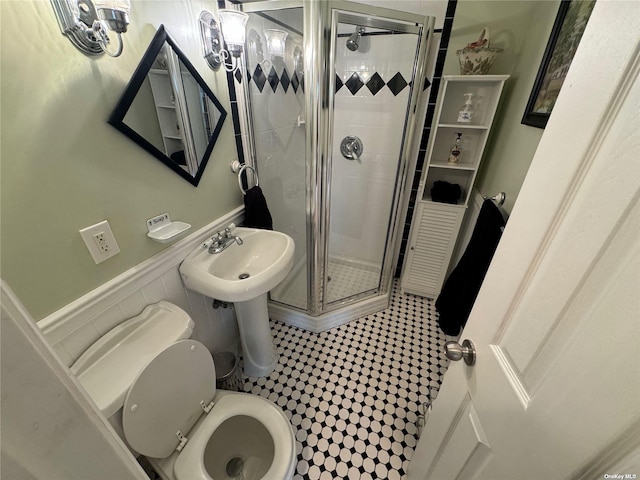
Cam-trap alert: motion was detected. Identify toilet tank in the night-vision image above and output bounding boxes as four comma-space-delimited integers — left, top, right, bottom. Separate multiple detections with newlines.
71, 301, 194, 419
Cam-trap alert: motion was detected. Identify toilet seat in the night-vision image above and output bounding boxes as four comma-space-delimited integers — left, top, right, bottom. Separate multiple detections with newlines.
174, 393, 296, 480
121, 339, 296, 480
122, 339, 217, 458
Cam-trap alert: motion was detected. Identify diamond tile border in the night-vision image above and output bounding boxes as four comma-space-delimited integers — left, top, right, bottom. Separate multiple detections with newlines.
387, 73, 409, 97
345, 72, 365, 95
242, 64, 420, 98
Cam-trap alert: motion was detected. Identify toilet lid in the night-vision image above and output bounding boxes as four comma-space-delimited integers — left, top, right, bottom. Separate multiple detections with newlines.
122, 339, 216, 458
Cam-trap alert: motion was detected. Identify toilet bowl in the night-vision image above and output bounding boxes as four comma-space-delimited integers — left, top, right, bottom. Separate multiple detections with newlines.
71, 301, 296, 480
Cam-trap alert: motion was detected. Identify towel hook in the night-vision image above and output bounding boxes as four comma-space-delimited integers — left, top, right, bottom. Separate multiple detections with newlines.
230, 160, 259, 195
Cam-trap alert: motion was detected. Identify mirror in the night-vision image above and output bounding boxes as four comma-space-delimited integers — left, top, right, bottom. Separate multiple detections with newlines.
109, 25, 227, 186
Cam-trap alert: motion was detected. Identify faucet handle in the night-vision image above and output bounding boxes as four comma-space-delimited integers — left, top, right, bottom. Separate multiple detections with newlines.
212, 232, 222, 242
224, 223, 236, 237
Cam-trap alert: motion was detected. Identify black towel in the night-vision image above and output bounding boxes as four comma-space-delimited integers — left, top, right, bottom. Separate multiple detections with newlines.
169, 150, 186, 165
431, 180, 462, 204
243, 186, 273, 230
436, 200, 506, 336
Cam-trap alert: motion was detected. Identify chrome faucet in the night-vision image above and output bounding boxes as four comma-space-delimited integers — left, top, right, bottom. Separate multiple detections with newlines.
208, 227, 243, 254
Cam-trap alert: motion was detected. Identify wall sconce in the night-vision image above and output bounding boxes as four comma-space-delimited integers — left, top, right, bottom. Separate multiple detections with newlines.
264, 29, 288, 59
50, 0, 130, 57
199, 9, 248, 72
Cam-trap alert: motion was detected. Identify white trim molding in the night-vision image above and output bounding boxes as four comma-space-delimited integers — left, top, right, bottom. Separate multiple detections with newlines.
269, 293, 390, 333
38, 207, 244, 365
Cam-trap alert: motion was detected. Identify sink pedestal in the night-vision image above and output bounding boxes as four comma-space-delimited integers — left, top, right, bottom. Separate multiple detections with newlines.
179, 227, 294, 378
234, 293, 277, 377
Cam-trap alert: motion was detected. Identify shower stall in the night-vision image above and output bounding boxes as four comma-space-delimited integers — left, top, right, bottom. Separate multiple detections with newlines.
234, 1, 433, 331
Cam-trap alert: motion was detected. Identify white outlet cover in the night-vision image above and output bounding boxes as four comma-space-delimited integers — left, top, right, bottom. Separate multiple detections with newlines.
79, 220, 120, 264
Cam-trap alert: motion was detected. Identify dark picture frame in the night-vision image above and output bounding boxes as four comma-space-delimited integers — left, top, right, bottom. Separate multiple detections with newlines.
521, 0, 595, 128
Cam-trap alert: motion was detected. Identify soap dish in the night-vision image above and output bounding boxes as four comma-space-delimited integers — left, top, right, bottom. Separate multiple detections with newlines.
146, 213, 191, 244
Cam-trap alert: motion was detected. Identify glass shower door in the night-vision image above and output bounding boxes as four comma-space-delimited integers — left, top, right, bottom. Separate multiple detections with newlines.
241, 6, 307, 311
324, 10, 424, 306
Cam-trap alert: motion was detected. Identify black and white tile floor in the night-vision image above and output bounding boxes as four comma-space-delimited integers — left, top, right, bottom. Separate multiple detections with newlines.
243, 280, 456, 480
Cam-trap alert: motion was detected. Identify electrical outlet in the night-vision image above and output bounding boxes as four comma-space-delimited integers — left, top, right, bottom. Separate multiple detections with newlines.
79, 220, 120, 264
93, 232, 110, 253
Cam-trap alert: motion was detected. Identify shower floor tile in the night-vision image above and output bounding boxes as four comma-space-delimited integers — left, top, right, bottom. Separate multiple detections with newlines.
243, 280, 456, 480
324, 258, 380, 304
271, 257, 382, 309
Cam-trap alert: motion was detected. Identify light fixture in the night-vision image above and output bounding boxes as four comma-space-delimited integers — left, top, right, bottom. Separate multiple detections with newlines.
51, 0, 131, 57
199, 9, 248, 72
199, 11, 222, 70
264, 29, 288, 59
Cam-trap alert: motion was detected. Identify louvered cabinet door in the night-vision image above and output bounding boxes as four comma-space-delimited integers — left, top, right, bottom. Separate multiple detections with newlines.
401, 202, 465, 298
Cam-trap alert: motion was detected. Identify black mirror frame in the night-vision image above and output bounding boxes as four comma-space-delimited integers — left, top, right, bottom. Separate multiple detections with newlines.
108, 25, 227, 186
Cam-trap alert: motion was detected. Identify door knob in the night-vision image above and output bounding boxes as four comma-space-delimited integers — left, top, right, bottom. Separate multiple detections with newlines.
444, 339, 476, 365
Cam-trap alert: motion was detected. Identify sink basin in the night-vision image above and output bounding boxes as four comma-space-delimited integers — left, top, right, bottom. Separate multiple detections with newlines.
180, 226, 294, 377
180, 227, 294, 303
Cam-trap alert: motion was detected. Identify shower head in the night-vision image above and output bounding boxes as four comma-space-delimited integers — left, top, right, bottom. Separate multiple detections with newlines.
346, 26, 365, 52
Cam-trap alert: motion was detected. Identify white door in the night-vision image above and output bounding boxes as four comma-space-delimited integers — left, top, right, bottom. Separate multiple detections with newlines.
409, 3, 640, 479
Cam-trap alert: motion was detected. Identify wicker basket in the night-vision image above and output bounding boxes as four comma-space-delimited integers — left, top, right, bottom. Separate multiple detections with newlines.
456, 28, 502, 75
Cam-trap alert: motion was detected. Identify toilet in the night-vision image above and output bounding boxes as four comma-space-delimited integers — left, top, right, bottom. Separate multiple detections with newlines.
71, 301, 296, 480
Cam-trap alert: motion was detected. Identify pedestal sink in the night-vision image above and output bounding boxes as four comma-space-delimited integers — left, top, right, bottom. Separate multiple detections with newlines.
180, 226, 294, 377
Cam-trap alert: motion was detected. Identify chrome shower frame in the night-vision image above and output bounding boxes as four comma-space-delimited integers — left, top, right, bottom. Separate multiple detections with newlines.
238, 0, 434, 331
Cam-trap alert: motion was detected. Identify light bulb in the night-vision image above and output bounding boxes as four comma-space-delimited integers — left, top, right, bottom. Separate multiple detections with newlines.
265, 29, 288, 58
93, 0, 130, 33
218, 9, 248, 56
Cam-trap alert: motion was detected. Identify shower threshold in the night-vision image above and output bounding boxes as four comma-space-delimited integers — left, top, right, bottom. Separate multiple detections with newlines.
269, 256, 389, 332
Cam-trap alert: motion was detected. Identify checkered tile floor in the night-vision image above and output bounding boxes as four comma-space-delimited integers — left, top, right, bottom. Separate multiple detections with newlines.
243, 280, 456, 479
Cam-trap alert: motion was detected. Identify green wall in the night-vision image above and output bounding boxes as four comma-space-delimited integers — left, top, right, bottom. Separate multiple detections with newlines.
444, 0, 561, 213
0, 1, 243, 320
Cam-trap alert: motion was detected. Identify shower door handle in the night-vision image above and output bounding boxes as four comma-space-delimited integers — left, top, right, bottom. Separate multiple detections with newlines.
340, 136, 363, 160
444, 339, 476, 366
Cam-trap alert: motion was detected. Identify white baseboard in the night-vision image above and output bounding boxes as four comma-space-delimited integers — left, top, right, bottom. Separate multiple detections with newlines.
269, 293, 390, 333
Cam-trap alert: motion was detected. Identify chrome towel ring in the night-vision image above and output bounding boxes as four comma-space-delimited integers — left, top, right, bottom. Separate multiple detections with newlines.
230, 160, 259, 195
237, 165, 258, 195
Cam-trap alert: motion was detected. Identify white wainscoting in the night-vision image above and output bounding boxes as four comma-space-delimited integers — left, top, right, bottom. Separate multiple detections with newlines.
38, 207, 244, 367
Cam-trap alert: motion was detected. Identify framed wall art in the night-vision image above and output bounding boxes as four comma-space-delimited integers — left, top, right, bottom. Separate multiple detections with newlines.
521, 0, 595, 128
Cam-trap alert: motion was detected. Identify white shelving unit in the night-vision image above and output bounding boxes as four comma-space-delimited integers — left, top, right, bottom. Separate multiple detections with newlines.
401, 75, 509, 298
148, 69, 185, 164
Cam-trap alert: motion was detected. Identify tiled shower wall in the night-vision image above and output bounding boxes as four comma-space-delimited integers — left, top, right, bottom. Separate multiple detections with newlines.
223, 0, 458, 276
397, 0, 458, 276
330, 32, 418, 264
244, 12, 307, 269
